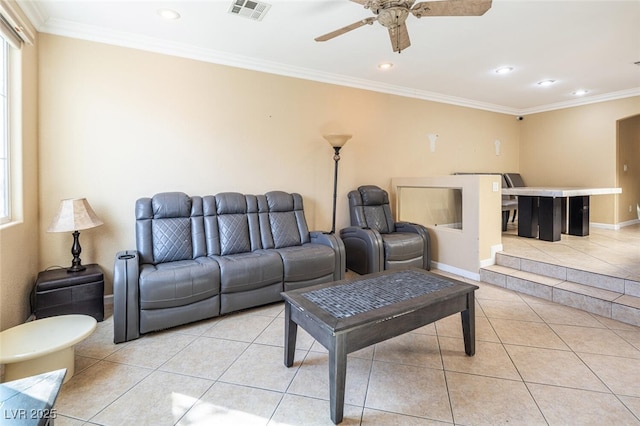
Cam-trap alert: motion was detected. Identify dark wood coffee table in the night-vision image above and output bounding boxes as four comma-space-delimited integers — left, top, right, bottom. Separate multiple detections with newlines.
282, 268, 478, 424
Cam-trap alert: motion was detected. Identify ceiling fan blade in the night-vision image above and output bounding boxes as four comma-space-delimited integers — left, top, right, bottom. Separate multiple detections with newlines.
412, 0, 492, 18
389, 23, 411, 53
315, 17, 377, 42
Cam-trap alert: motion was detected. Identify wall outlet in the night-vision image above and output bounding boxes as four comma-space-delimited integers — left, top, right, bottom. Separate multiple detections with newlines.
492, 182, 499, 192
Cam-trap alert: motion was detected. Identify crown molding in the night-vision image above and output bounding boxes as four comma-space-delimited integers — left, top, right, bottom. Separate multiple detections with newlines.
519, 88, 640, 115
19, 3, 637, 117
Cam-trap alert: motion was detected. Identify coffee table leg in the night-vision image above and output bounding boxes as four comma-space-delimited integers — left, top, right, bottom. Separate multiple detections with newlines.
461, 291, 476, 356
284, 302, 297, 367
329, 333, 347, 424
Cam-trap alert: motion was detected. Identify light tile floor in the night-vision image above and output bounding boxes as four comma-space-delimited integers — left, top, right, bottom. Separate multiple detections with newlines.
53, 225, 640, 425
501, 222, 640, 282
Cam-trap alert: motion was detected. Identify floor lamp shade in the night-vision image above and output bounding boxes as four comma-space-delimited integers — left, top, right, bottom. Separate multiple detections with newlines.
323, 134, 352, 234
47, 198, 104, 272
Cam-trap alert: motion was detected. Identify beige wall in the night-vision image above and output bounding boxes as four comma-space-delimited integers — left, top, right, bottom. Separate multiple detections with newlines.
519, 97, 640, 224
618, 115, 640, 223
36, 34, 520, 296
0, 37, 39, 330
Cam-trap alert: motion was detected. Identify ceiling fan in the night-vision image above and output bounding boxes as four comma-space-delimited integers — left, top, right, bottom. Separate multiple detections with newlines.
315, 0, 493, 53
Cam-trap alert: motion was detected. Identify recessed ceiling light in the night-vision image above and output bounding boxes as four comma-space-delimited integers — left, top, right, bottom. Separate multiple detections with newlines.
495, 66, 514, 74
378, 62, 394, 70
157, 9, 181, 20
572, 89, 589, 96
537, 79, 556, 87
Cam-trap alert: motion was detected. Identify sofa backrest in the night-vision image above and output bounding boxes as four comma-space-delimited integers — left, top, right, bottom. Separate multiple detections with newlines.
136, 191, 313, 262
136, 192, 205, 265
257, 191, 311, 249
348, 185, 395, 234
203, 193, 262, 256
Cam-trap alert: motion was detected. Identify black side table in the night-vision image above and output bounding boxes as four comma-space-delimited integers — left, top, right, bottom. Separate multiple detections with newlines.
33, 264, 104, 322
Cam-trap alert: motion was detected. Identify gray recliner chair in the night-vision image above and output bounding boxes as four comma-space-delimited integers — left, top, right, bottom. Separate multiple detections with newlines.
340, 185, 431, 275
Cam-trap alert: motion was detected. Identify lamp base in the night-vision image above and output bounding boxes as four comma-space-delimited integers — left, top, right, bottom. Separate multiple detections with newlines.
67, 264, 86, 273
67, 230, 86, 273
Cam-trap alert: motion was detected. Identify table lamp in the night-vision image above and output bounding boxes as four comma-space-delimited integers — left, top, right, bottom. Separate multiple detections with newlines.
47, 198, 103, 272
323, 134, 352, 234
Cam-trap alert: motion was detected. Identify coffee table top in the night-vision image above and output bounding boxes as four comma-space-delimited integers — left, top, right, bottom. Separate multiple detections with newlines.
282, 268, 478, 332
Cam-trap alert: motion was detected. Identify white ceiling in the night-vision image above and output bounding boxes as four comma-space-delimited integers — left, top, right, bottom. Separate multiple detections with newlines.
19, 0, 640, 115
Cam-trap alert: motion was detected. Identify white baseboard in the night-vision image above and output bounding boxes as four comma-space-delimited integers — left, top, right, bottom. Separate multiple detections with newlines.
592, 218, 640, 230
431, 261, 480, 282
617, 218, 640, 228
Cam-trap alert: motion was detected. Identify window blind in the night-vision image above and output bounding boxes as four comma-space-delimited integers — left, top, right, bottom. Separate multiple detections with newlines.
0, 0, 35, 48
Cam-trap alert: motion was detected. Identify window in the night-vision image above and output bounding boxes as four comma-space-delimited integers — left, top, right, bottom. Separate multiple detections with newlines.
0, 2, 34, 225
0, 36, 8, 224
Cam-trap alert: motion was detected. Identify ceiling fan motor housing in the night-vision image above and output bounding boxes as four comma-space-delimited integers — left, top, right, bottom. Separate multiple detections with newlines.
366, 0, 416, 13
377, 7, 410, 28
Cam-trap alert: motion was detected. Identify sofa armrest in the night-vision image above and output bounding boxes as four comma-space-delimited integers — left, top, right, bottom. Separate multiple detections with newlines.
395, 222, 431, 271
113, 250, 141, 343
339, 226, 385, 275
310, 231, 346, 280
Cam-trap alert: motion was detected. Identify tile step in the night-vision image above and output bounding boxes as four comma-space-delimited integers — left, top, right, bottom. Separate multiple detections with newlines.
494, 252, 640, 296
480, 263, 640, 327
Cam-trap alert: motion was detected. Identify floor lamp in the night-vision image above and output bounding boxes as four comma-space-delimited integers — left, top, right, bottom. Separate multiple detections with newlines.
323, 134, 352, 234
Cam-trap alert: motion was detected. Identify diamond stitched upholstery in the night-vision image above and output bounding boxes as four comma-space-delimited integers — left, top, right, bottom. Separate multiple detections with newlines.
152, 218, 193, 263
363, 206, 391, 234
218, 214, 251, 255
270, 211, 301, 249
215, 193, 253, 256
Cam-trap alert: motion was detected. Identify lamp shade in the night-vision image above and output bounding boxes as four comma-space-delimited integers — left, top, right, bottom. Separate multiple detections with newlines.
47, 198, 104, 233
323, 134, 352, 148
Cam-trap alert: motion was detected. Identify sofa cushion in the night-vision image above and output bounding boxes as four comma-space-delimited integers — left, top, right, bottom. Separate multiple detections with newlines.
211, 192, 260, 256
382, 232, 424, 261
213, 250, 283, 294
139, 257, 220, 310
269, 211, 301, 248
136, 192, 205, 264
359, 185, 387, 206
275, 243, 335, 283
152, 192, 192, 218
259, 192, 310, 249
152, 218, 193, 263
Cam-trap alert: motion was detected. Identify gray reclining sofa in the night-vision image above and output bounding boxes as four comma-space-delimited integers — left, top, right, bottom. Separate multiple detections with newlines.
113, 191, 345, 343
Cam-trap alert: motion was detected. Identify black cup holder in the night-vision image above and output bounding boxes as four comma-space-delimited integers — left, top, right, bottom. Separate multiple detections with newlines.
118, 254, 135, 260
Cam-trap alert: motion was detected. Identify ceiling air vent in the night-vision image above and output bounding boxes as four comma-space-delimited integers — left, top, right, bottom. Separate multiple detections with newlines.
228, 0, 271, 21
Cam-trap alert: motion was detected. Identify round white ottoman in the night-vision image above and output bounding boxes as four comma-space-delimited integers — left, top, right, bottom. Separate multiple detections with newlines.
0, 314, 97, 383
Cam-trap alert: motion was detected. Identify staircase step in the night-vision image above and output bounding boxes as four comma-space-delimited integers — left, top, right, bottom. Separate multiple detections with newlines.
480, 262, 640, 327
496, 252, 633, 294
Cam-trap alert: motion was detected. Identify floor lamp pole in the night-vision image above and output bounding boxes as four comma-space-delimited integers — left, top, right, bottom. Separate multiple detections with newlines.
331, 146, 342, 234
322, 134, 352, 234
